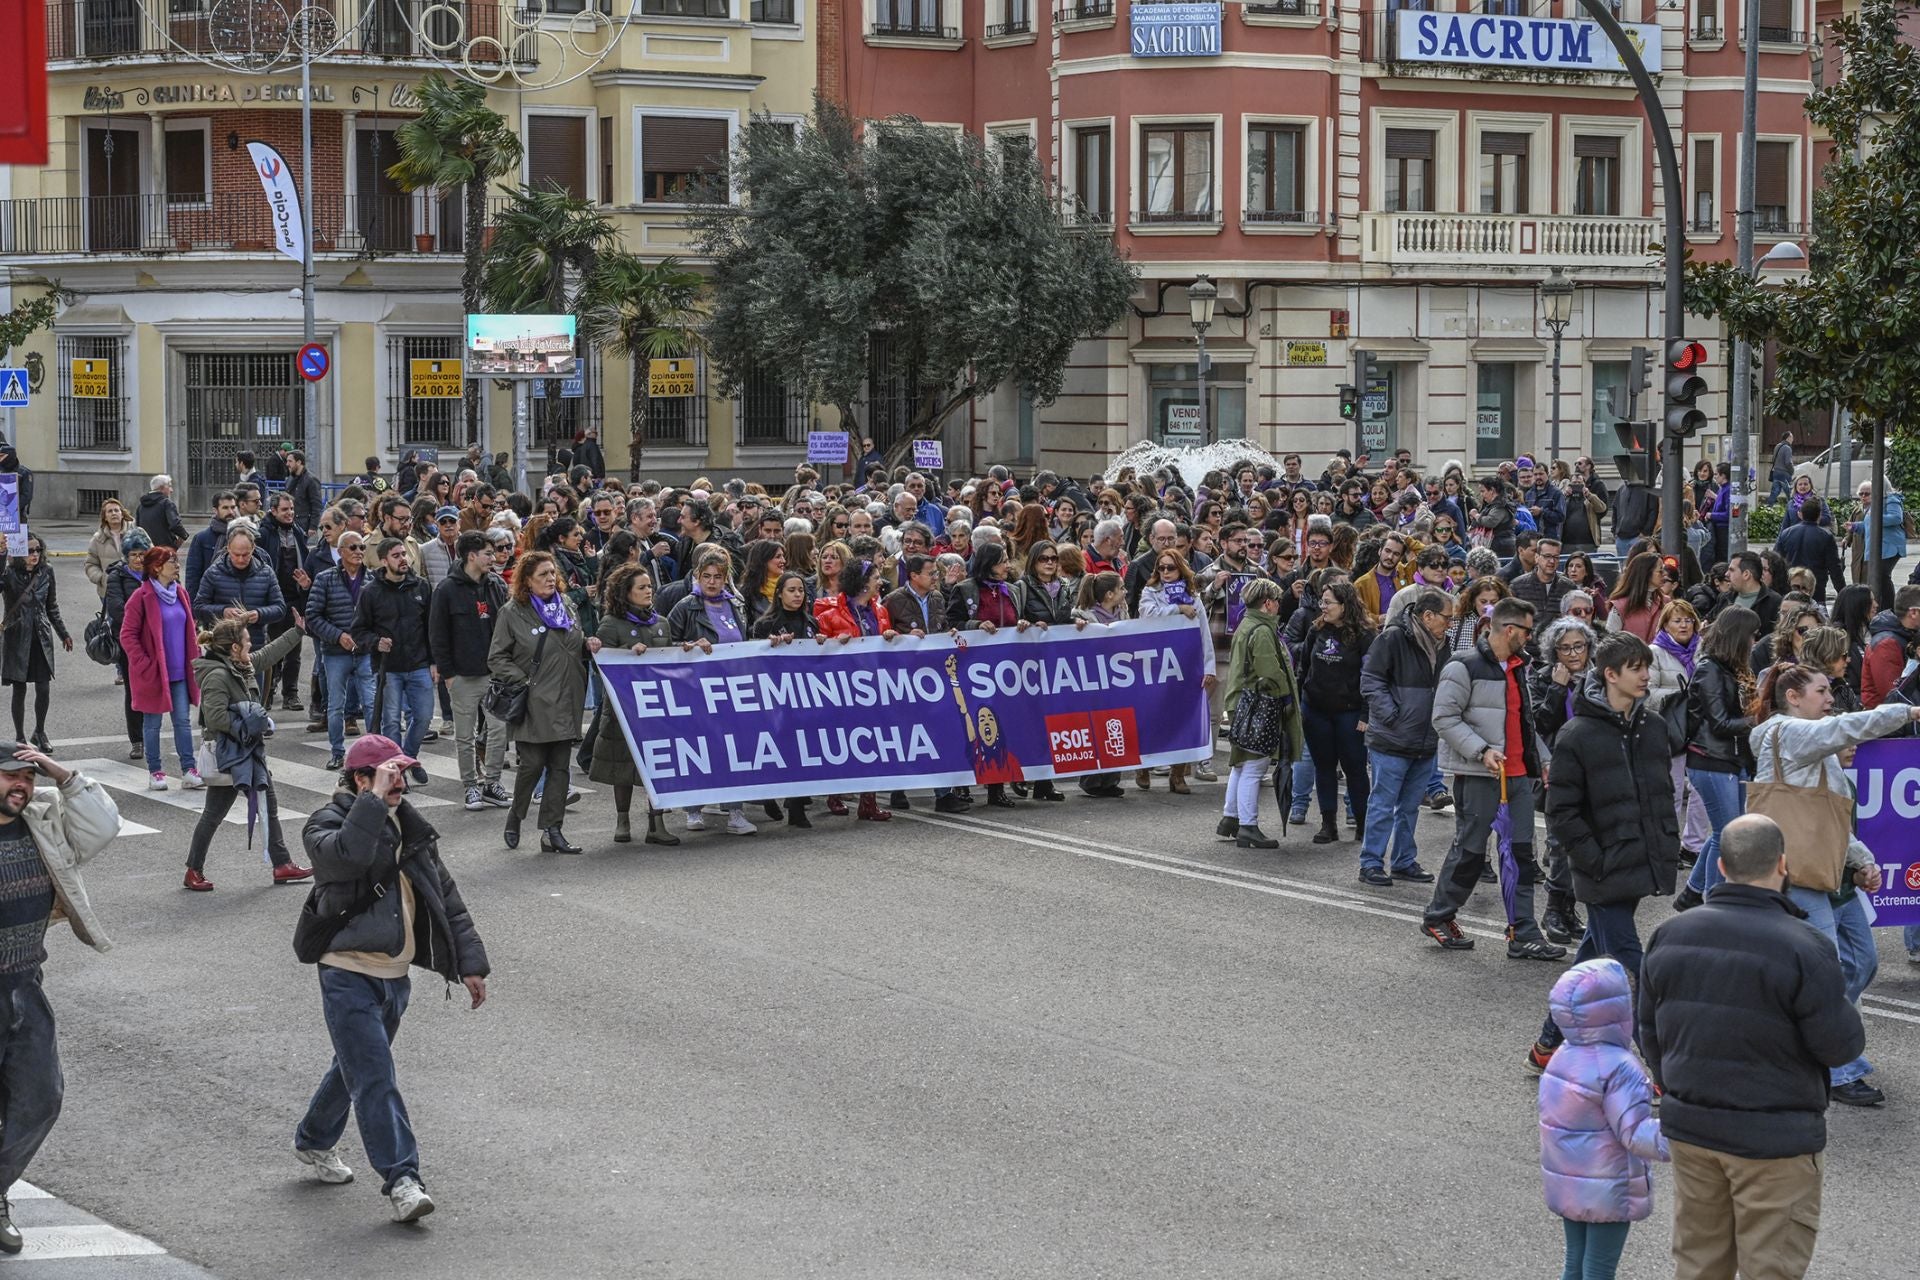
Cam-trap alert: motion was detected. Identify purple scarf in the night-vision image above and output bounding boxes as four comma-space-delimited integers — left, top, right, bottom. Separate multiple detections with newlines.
1653, 630, 1699, 677
531, 590, 572, 630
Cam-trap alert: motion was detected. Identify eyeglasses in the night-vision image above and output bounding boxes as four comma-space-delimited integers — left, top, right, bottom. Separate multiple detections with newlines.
1509, 624, 1535, 637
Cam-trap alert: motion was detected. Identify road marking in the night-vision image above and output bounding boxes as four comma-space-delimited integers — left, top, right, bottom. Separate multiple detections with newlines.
12, 1181, 50, 1199
18, 1224, 166, 1259
261, 754, 453, 808
69, 760, 246, 826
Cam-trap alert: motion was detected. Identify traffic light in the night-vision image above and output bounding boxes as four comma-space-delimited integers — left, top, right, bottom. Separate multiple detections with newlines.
1666, 338, 1709, 438
1613, 419, 1655, 486
1338, 383, 1358, 421
1628, 345, 1652, 418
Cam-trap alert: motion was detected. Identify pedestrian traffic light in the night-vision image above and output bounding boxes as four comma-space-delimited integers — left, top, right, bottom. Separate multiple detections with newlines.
1666, 339, 1709, 438
1613, 419, 1654, 486
1628, 345, 1652, 417
1338, 383, 1358, 421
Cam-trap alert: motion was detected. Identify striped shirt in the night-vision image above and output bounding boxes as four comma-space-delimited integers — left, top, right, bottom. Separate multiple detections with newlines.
0, 820, 52, 984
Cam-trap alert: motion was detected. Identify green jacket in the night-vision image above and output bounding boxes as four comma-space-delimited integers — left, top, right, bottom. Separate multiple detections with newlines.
194, 623, 304, 738
1224, 608, 1305, 765
488, 597, 589, 745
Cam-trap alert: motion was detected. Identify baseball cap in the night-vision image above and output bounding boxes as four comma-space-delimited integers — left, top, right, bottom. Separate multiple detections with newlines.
342, 734, 418, 773
435, 505, 460, 523
0, 744, 37, 773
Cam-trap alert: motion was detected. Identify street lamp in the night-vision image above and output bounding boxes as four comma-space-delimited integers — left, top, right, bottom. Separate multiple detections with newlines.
1541, 266, 1575, 467
1759, 241, 1808, 268
1189, 275, 1218, 446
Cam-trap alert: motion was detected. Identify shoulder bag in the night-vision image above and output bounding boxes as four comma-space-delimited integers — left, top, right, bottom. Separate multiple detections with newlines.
1226, 626, 1289, 758
84, 609, 119, 665
1745, 720, 1853, 893
292, 869, 399, 964
483, 625, 549, 726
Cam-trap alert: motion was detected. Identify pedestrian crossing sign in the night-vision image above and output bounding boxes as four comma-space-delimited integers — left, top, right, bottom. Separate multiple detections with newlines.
0, 370, 25, 407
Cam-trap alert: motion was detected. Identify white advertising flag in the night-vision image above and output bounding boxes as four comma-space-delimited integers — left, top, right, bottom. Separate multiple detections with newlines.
245, 142, 306, 264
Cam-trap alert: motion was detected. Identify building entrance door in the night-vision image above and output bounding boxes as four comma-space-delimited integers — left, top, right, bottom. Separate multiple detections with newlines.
86, 127, 142, 251
180, 351, 311, 509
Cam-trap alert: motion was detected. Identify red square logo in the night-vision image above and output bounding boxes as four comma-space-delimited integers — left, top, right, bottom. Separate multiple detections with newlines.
1090, 708, 1140, 769
1045, 713, 1099, 773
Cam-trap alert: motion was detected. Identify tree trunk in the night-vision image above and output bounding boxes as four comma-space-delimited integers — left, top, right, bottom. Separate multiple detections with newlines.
881, 387, 974, 472
462, 177, 486, 448
628, 343, 649, 483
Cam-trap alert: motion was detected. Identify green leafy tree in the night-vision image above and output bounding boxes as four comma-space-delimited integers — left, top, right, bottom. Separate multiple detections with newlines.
388, 73, 523, 442
689, 100, 1138, 466
0, 293, 59, 362
578, 253, 706, 481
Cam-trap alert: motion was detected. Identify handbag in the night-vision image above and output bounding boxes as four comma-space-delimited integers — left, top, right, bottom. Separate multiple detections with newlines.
84, 610, 119, 665
1226, 625, 1289, 757
1745, 720, 1854, 893
193, 738, 236, 789
482, 626, 549, 725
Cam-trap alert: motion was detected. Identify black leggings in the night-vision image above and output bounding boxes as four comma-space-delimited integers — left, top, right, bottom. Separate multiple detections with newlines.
8, 681, 49, 740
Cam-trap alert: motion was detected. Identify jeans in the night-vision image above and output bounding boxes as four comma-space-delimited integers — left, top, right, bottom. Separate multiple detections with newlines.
142, 679, 195, 774
321, 651, 375, 756
1684, 768, 1745, 894
1673, 757, 1710, 852
381, 667, 435, 760
1560, 1218, 1629, 1280
1426, 757, 1447, 799
1425, 773, 1546, 942
1360, 750, 1430, 873
1288, 757, 1314, 818
1787, 885, 1876, 1087
0, 979, 62, 1195
1906, 924, 1920, 957
296, 967, 418, 1195
446, 674, 501, 789
1224, 758, 1271, 825
1539, 900, 1645, 1050
1302, 704, 1368, 824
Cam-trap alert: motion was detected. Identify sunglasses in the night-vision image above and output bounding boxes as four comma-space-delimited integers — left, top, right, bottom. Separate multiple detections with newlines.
1036, 554, 1059, 562
1158, 562, 1180, 571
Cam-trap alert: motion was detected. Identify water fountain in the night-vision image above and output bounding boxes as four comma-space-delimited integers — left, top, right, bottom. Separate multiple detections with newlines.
1103, 439, 1282, 495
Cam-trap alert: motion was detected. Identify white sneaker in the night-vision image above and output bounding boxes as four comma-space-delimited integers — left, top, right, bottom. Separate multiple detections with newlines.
727, 811, 757, 836
1193, 762, 1219, 783
293, 1143, 354, 1184
684, 813, 707, 832
388, 1175, 434, 1223
148, 772, 169, 792
182, 770, 206, 790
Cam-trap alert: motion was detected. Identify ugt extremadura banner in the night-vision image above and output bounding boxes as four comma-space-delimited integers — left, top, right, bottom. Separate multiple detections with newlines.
596, 617, 1212, 809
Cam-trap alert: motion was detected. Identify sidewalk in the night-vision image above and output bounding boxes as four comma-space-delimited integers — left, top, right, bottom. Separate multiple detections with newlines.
1, 1178, 216, 1278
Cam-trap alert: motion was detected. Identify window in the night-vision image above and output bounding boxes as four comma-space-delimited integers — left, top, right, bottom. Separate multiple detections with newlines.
1755, 140, 1791, 230
1755, 0, 1795, 40
1590, 359, 1630, 458
1572, 135, 1620, 216
875, 0, 945, 35
527, 115, 587, 200
739, 369, 808, 445
1383, 128, 1434, 213
1691, 137, 1716, 230
1073, 126, 1111, 223
990, 130, 1034, 171
750, 0, 796, 18
1478, 131, 1528, 214
387, 334, 469, 448
1475, 363, 1516, 463
1247, 124, 1305, 221
988, 0, 1030, 33
57, 335, 129, 452
164, 126, 208, 207
1140, 124, 1213, 221
640, 115, 731, 203
1481, 0, 1522, 13
643, 350, 703, 446
643, 0, 731, 15
599, 117, 614, 205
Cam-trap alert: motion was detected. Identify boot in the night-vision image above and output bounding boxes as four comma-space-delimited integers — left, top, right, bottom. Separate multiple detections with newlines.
762, 800, 784, 822
1564, 900, 1586, 939
613, 811, 632, 844
1033, 781, 1065, 801
1541, 892, 1574, 945
987, 783, 1016, 808
1216, 815, 1239, 839
1168, 764, 1190, 795
645, 810, 680, 847
1134, 769, 1151, 791
541, 826, 583, 855
826, 796, 849, 817
787, 798, 812, 828
1236, 823, 1279, 850
857, 792, 892, 822
503, 813, 521, 850
1311, 815, 1339, 844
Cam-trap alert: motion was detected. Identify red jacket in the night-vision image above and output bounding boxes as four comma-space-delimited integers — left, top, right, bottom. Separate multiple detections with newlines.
120, 580, 201, 716
813, 593, 879, 639
1862, 632, 1908, 709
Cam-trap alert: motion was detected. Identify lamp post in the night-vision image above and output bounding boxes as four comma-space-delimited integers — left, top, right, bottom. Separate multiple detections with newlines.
1541, 266, 1574, 467
1187, 275, 1218, 447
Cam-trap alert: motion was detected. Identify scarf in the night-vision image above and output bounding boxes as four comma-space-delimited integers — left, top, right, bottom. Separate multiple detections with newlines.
624, 607, 657, 627
1089, 604, 1121, 625
1654, 630, 1699, 677
152, 580, 180, 607
531, 590, 572, 630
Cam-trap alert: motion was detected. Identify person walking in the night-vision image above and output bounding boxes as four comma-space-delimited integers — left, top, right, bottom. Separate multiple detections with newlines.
1355, 587, 1448, 887
103, 530, 152, 761
1217, 578, 1305, 850
0, 537, 70, 752
428, 531, 510, 814
84, 498, 131, 601
306, 533, 375, 772
1858, 583, 1920, 708
1674, 608, 1762, 909
1639, 814, 1867, 1280
294, 734, 489, 1224
1531, 614, 1599, 945
1527, 632, 1678, 1073
0, 744, 120, 1253
1775, 497, 1845, 604
1649, 601, 1711, 866
350, 538, 435, 779
135, 474, 191, 551
1537, 958, 1669, 1280
190, 524, 288, 659
184, 617, 313, 891
118, 547, 202, 790
1422, 597, 1567, 960
256, 492, 309, 712
1292, 580, 1373, 846
593, 565, 678, 845
490, 550, 599, 853
1767, 431, 1795, 503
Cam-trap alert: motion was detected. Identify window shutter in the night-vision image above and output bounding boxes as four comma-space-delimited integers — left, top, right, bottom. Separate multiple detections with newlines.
1480, 131, 1528, 157
1573, 135, 1621, 159
527, 115, 587, 199
1754, 141, 1791, 208
642, 117, 732, 175
1384, 128, 1434, 161
1756, 0, 1791, 32
164, 128, 205, 201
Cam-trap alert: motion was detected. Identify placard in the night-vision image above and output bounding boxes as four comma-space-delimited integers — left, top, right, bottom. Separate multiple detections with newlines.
4, 530, 26, 557
1476, 408, 1503, 440
648, 358, 697, 399
409, 359, 464, 399
806, 432, 848, 464
70, 359, 110, 399
1284, 341, 1328, 366
912, 439, 944, 470
0, 477, 17, 533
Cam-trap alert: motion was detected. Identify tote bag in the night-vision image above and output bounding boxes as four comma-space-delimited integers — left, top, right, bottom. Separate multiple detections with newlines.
1745, 721, 1853, 894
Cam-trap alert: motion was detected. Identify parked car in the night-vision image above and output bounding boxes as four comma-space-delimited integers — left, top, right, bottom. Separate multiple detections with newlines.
1795, 441, 1866, 504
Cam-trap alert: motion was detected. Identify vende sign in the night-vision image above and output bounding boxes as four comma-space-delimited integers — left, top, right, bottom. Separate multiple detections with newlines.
1395, 13, 1663, 74
1130, 2, 1222, 57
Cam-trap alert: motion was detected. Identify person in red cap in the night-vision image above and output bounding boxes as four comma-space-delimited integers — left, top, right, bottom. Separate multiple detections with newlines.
294, 733, 489, 1224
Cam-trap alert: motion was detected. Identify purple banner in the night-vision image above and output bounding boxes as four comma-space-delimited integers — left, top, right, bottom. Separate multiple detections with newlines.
597, 617, 1211, 808
1850, 738, 1920, 928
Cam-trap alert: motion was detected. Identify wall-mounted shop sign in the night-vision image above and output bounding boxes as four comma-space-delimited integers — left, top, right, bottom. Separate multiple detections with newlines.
1393, 13, 1663, 75
82, 82, 339, 111
1130, 1, 1222, 56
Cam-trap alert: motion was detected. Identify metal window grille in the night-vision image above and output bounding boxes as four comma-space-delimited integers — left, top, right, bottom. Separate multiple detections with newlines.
386, 333, 469, 448
179, 350, 309, 510
739, 369, 808, 445
644, 349, 707, 446
865, 333, 925, 456
56, 334, 130, 451
76, 487, 120, 516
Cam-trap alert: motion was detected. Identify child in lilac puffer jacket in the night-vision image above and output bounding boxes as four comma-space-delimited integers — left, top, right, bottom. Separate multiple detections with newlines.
1539, 958, 1669, 1280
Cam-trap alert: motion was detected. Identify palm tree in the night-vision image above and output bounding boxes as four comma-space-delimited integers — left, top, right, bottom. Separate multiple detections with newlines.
579, 253, 705, 481
388, 72, 523, 443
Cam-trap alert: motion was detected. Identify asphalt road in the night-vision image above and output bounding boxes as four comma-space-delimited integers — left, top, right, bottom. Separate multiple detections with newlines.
14, 550, 1918, 1280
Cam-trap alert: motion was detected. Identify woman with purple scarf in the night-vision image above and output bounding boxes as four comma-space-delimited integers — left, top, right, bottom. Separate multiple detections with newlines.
665, 545, 758, 836
1648, 600, 1711, 864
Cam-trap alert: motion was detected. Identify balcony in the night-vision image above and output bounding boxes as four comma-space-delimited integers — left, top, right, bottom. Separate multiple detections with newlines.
1242, 0, 1319, 18
1128, 208, 1223, 234
1359, 211, 1661, 270
984, 16, 1033, 36
0, 193, 510, 259
45, 0, 539, 64
1053, 0, 1114, 23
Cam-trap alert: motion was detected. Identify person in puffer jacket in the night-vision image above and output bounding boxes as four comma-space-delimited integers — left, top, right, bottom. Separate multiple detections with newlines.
1538, 958, 1669, 1280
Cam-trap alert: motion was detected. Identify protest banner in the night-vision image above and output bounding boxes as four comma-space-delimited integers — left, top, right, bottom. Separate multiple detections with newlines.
1850, 738, 1920, 928
597, 617, 1210, 809
0, 475, 17, 533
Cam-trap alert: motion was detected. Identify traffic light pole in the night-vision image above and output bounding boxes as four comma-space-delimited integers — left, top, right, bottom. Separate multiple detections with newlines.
1576, 0, 1686, 556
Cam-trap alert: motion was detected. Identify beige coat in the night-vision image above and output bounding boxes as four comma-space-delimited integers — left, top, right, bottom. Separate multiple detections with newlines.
22, 772, 122, 952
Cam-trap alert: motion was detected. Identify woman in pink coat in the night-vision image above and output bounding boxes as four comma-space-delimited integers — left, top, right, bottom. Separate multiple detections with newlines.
119, 547, 203, 790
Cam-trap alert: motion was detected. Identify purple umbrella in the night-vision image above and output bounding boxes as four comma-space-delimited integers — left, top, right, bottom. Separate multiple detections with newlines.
1494, 772, 1520, 930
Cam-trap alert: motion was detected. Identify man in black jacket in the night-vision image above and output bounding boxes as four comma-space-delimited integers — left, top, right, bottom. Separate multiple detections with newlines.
1528, 632, 1676, 1072
1354, 589, 1448, 888
351, 539, 435, 782
285, 449, 324, 539
294, 734, 489, 1224
429, 533, 509, 812
256, 492, 308, 712
1639, 814, 1863, 1280
1775, 496, 1846, 603
1707, 551, 1782, 632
